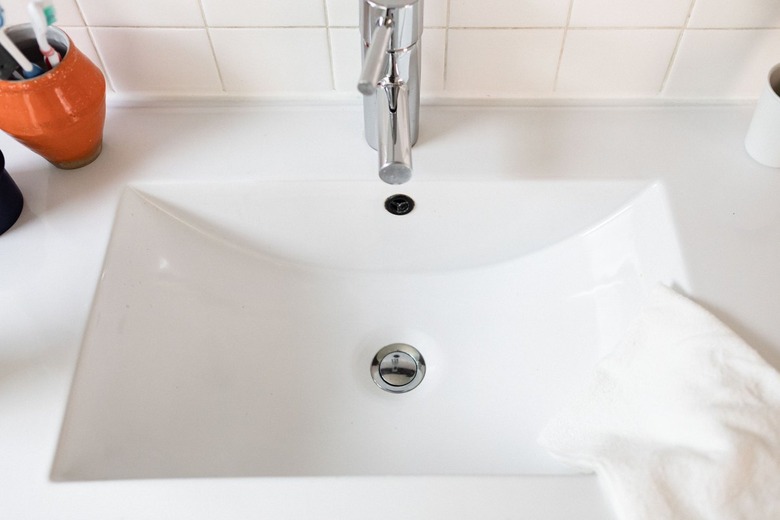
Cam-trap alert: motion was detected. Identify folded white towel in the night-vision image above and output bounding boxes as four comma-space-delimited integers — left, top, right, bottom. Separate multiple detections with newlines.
538, 285, 780, 520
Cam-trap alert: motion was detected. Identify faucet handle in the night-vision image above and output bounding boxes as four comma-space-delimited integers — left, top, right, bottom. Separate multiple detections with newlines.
357, 18, 393, 96
360, 0, 423, 47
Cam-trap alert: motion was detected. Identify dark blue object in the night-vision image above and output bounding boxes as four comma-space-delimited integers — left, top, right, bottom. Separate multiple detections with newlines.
0, 149, 24, 235
0, 44, 19, 80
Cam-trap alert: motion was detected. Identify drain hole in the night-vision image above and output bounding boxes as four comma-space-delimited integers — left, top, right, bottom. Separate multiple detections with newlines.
385, 194, 415, 216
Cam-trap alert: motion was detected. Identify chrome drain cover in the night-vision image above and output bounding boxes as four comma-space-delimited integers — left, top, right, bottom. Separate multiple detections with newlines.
370, 343, 426, 393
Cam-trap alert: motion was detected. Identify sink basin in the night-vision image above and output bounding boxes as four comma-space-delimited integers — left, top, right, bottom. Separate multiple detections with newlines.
52, 180, 688, 480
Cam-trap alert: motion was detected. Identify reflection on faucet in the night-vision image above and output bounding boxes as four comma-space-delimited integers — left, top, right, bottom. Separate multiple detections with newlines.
358, 0, 423, 185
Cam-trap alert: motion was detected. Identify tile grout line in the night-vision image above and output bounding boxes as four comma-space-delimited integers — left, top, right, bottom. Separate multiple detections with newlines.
323, 0, 337, 91
659, 0, 699, 95
195, 0, 226, 92
442, 0, 451, 91
552, 0, 576, 92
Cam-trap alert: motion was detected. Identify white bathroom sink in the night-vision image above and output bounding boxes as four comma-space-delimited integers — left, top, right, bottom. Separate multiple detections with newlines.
52, 180, 688, 480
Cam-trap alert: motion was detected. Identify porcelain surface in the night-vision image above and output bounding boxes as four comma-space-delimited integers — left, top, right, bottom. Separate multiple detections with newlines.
52, 179, 688, 480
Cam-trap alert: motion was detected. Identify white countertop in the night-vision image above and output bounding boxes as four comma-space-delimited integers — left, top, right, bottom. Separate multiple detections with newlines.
2, 101, 779, 519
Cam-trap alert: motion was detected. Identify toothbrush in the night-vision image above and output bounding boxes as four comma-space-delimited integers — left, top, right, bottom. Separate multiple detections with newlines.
0, 6, 43, 78
28, 0, 59, 67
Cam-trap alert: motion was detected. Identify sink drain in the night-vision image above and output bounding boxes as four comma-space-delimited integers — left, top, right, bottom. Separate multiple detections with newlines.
370, 343, 426, 393
385, 194, 415, 216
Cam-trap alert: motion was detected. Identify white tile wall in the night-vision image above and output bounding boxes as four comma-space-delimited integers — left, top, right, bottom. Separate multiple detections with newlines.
557, 29, 679, 96
210, 28, 332, 93
446, 29, 563, 95
569, 0, 691, 28
91, 28, 222, 92
77, 0, 204, 27
689, 0, 780, 28
421, 28, 446, 91
201, 0, 326, 28
449, 0, 570, 28
328, 28, 360, 91
324, 0, 357, 27
422, 0, 449, 27
26, 0, 780, 99
664, 29, 780, 98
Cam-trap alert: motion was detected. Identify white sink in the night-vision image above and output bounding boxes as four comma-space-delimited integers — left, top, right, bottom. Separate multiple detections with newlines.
52, 180, 688, 480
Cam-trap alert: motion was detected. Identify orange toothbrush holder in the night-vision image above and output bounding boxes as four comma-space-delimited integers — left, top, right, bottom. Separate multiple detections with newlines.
0, 24, 106, 169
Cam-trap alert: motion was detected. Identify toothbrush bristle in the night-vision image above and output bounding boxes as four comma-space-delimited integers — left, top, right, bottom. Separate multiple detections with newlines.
43, 5, 56, 25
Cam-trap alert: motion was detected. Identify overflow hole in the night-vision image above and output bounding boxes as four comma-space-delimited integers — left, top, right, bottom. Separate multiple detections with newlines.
385, 194, 415, 216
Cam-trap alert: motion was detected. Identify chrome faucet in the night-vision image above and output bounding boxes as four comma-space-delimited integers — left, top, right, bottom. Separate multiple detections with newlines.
358, 0, 423, 185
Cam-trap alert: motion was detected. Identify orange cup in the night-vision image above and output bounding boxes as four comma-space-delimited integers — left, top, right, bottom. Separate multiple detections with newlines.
0, 25, 106, 169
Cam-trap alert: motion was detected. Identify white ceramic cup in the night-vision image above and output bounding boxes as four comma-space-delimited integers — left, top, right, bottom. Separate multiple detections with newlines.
745, 63, 780, 167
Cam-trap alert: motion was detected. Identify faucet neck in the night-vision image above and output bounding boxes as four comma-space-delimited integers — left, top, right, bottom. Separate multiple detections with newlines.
359, 0, 423, 185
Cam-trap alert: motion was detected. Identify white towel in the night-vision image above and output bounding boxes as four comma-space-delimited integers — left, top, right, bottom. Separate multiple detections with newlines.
538, 285, 780, 520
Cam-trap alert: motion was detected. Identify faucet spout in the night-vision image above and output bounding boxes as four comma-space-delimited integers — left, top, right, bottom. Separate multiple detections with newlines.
377, 81, 412, 184
358, 0, 423, 185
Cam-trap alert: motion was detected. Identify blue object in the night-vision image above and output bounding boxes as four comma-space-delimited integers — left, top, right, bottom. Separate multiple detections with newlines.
22, 62, 44, 78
